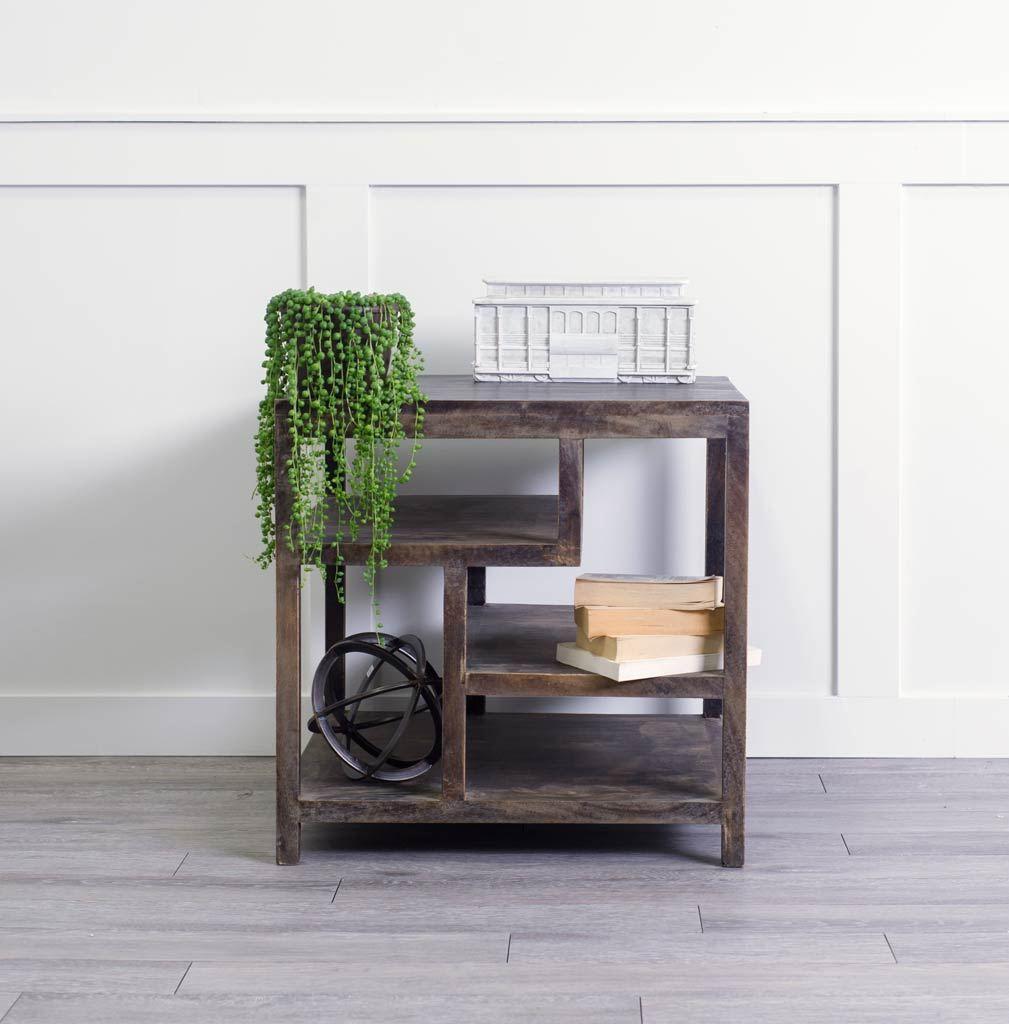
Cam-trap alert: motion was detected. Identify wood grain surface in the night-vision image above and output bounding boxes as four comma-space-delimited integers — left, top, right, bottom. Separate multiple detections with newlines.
399, 375, 746, 439
466, 604, 724, 698
276, 375, 748, 866
299, 713, 722, 824
327, 495, 565, 566
273, 399, 301, 866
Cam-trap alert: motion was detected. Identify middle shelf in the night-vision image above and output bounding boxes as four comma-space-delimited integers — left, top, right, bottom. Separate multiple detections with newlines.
467, 603, 725, 699
324, 494, 578, 566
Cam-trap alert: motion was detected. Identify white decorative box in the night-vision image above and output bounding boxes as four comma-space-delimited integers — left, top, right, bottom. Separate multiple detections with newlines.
473, 278, 696, 384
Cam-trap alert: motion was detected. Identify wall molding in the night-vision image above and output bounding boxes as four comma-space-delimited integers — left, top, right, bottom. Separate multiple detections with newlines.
2, 119, 1008, 755
1, 121, 1001, 187
5, 113, 1009, 125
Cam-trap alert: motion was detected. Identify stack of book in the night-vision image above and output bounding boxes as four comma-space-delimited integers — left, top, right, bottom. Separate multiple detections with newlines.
555, 573, 760, 681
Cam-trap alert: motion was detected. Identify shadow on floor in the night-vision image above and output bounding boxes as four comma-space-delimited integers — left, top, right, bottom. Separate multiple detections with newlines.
303, 821, 720, 866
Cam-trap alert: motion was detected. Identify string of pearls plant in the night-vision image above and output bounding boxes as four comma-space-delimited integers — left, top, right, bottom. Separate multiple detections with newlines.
255, 289, 425, 622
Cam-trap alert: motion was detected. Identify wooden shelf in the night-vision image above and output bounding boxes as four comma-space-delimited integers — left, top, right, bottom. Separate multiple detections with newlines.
399, 375, 748, 439
300, 712, 722, 824
322, 495, 577, 566
274, 374, 749, 866
466, 603, 725, 699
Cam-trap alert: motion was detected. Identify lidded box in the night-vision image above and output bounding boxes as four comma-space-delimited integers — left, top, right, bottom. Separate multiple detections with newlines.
473, 278, 696, 383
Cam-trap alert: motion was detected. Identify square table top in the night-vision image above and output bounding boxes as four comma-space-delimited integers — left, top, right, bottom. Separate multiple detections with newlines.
418, 374, 747, 407
408, 375, 748, 439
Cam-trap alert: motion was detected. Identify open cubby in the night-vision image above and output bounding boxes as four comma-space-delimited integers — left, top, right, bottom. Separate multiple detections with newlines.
275, 374, 749, 866
300, 713, 722, 824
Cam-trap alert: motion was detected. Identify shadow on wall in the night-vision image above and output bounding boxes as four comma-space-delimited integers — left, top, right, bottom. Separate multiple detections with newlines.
0, 417, 700, 708
0, 415, 273, 697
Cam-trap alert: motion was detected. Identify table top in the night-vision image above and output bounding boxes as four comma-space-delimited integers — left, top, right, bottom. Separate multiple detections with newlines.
400, 375, 746, 439
277, 375, 748, 439
418, 375, 747, 407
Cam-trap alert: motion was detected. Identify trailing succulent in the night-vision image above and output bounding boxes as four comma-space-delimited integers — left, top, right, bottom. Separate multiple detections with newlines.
255, 289, 425, 620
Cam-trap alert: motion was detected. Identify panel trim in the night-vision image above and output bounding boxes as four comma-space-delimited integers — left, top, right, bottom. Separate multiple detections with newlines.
835, 184, 902, 697
0, 122, 982, 187
1, 113, 1009, 124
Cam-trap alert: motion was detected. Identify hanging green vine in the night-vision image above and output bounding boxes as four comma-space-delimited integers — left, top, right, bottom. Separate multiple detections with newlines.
254, 289, 425, 620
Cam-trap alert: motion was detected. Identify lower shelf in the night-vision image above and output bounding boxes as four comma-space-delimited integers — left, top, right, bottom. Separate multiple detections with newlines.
466, 604, 725, 698
300, 712, 723, 825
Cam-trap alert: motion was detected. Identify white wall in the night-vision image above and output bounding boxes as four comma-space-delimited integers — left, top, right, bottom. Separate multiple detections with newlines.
900, 188, 1009, 697
1, 3, 1008, 755
0, 186, 300, 752
372, 186, 834, 703
3, 1, 1009, 120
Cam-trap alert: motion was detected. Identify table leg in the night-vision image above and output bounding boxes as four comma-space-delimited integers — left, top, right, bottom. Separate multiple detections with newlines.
466, 567, 487, 716
721, 417, 749, 868
274, 399, 302, 865
442, 561, 468, 800
704, 437, 726, 719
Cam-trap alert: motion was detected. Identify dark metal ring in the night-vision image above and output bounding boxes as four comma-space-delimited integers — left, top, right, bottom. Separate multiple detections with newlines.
308, 632, 442, 782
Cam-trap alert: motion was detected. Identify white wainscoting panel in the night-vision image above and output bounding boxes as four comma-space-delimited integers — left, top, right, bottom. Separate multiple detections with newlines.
370, 185, 835, 698
835, 183, 901, 697
0, 120, 1007, 755
900, 186, 1009, 696
0, 187, 302, 711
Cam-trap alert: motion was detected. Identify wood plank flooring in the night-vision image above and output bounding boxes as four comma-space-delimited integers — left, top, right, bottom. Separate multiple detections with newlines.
1, 755, 1008, 1022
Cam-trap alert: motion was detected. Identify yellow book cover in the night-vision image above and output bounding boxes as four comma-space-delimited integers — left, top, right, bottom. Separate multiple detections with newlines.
575, 605, 725, 639
576, 627, 723, 661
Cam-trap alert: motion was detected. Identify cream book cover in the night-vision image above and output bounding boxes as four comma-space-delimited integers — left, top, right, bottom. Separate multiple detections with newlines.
556, 641, 762, 682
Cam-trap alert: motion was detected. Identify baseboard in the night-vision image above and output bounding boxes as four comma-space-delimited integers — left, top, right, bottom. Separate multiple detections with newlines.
0, 695, 279, 756
1, 694, 1007, 757
748, 695, 1009, 758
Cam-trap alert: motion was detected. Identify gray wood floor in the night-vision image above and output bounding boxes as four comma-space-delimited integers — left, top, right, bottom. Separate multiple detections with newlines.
2, 755, 1009, 1022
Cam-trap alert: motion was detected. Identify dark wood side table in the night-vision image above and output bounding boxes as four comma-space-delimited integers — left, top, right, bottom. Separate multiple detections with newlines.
274, 375, 749, 866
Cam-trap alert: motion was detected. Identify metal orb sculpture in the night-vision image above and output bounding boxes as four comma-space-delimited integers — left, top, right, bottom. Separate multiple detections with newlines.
308, 632, 442, 782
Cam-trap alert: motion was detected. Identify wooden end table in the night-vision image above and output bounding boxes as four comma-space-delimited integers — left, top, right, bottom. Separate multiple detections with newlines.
274, 375, 749, 866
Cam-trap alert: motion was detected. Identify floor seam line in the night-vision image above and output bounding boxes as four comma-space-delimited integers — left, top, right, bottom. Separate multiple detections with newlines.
506, 933, 512, 963
840, 833, 852, 855
174, 962, 193, 994
331, 878, 342, 903
818, 773, 828, 794
697, 904, 704, 933
0, 993, 22, 1023
171, 852, 190, 878
639, 995, 644, 1023
884, 933, 898, 964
